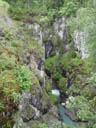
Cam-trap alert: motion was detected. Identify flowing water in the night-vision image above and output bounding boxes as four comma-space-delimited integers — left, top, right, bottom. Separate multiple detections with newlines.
51, 89, 87, 127
51, 90, 60, 97
52, 89, 78, 127
58, 104, 77, 127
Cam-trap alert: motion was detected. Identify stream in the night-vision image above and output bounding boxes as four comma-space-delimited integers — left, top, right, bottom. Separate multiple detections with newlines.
58, 104, 77, 127
52, 89, 78, 127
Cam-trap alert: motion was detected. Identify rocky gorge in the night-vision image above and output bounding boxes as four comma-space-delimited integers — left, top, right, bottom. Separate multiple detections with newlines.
0, 0, 96, 128
13, 17, 68, 128
13, 16, 89, 127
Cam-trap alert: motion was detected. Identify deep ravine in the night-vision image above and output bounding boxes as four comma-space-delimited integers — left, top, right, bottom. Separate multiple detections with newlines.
0, 1, 94, 128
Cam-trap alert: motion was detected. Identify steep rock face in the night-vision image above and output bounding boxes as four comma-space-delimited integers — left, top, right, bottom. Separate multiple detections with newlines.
13, 17, 67, 128
53, 17, 67, 43
13, 17, 68, 127
69, 8, 93, 59
25, 23, 43, 46
73, 30, 89, 58
15, 89, 50, 122
14, 90, 60, 128
25, 17, 67, 58
45, 41, 54, 58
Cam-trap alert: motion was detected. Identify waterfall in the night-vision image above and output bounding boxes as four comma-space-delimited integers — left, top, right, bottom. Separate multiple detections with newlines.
51, 89, 60, 97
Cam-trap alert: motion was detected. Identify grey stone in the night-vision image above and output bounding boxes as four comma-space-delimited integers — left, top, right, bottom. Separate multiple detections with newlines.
65, 108, 78, 121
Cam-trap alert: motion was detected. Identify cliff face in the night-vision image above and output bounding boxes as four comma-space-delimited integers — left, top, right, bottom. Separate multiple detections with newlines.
13, 17, 68, 128
73, 30, 89, 59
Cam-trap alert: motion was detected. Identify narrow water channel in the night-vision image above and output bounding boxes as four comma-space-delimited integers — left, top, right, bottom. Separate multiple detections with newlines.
58, 103, 77, 127
51, 89, 77, 127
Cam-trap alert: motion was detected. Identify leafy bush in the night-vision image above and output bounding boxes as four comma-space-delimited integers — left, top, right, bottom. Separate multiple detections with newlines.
45, 55, 59, 74
59, 77, 67, 93
39, 123, 49, 128
40, 16, 49, 23
17, 65, 32, 91
8, 6, 23, 20
66, 96, 93, 121
45, 77, 52, 93
49, 93, 58, 105
59, 2, 78, 16
88, 72, 96, 86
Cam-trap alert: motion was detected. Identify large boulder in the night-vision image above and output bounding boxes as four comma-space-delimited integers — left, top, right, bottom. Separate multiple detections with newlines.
42, 106, 61, 128
21, 104, 41, 122
65, 108, 78, 121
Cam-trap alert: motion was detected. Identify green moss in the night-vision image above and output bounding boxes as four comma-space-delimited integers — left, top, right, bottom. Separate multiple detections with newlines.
42, 36, 50, 44
60, 51, 82, 72
45, 77, 52, 93
49, 93, 58, 105
58, 77, 67, 93
0, 119, 14, 128
53, 72, 62, 80
21, 30, 44, 58
50, 50, 56, 57
67, 30, 73, 44
53, 35, 62, 47
45, 55, 59, 74
28, 120, 42, 128
41, 90, 51, 108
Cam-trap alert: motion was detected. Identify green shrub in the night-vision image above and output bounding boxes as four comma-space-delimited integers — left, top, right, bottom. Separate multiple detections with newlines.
45, 56, 59, 74
59, 2, 78, 16
8, 6, 23, 20
49, 93, 58, 105
53, 72, 62, 80
58, 77, 67, 93
45, 78, 52, 93
39, 123, 49, 128
66, 96, 93, 121
17, 65, 32, 91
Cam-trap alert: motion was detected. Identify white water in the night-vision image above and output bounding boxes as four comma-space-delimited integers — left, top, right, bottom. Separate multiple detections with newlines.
51, 89, 60, 97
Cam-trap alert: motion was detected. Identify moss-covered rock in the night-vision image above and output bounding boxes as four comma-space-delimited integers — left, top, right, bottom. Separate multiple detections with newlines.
58, 77, 67, 93
27, 120, 41, 128
21, 104, 36, 121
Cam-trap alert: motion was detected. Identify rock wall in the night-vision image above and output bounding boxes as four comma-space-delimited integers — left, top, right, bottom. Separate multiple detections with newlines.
25, 17, 67, 58
13, 16, 90, 127
13, 18, 67, 128
73, 30, 89, 58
